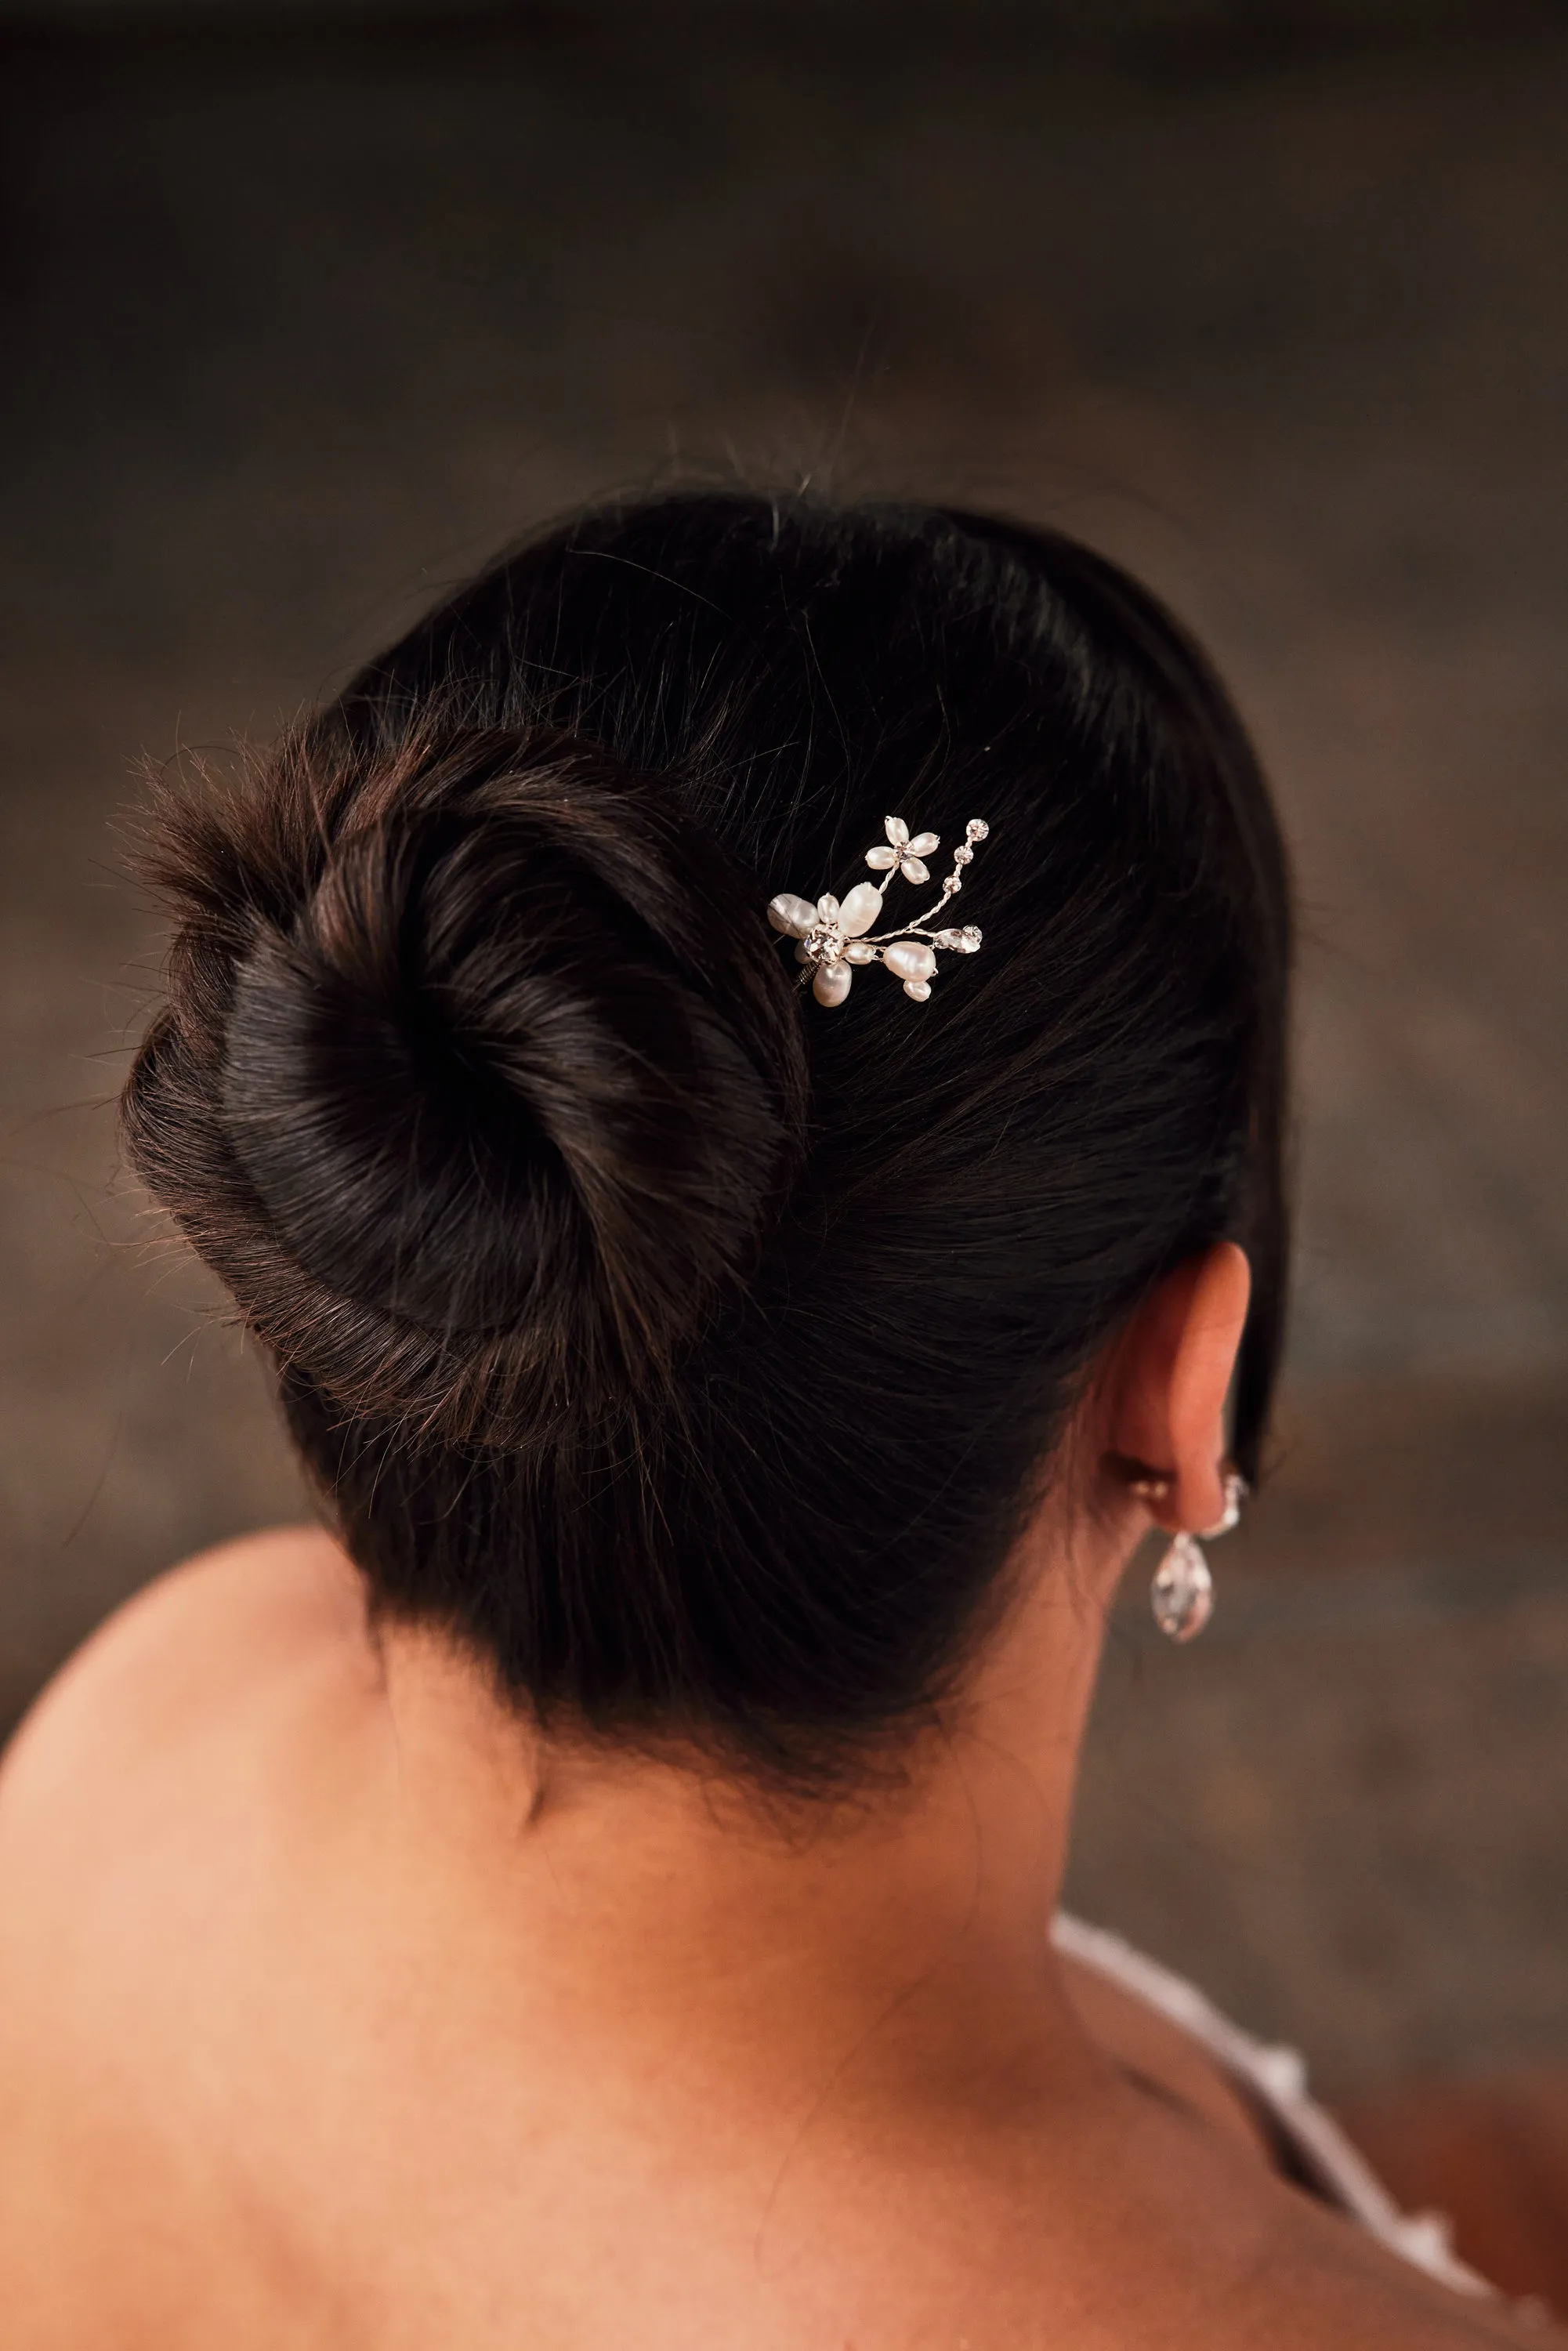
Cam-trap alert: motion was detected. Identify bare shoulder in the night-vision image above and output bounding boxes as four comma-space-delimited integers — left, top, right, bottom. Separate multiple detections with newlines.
0, 1525, 371, 1951
1241, 2183, 1568, 2351
1056, 1966, 1566, 2347
1, 1525, 360, 1802
0, 1528, 377, 2340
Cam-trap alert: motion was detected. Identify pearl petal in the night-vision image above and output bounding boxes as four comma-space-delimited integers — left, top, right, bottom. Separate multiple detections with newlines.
885, 816, 909, 847
907, 831, 940, 857
838, 881, 883, 936
812, 960, 853, 1007
902, 979, 932, 1002
816, 893, 840, 922
843, 940, 876, 964
883, 940, 937, 983
865, 845, 898, 871
899, 856, 929, 886
767, 892, 818, 939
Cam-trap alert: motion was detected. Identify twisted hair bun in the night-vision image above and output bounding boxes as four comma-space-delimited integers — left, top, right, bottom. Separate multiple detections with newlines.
125, 726, 807, 1444
121, 495, 1291, 1785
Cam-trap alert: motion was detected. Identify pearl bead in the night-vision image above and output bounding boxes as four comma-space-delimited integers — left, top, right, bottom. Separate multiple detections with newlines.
882, 940, 936, 983
843, 940, 875, 964
903, 979, 932, 1002
812, 960, 852, 1007
838, 882, 883, 936
768, 893, 818, 939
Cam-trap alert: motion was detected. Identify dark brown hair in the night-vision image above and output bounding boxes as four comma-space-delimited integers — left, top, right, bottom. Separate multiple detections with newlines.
124, 494, 1291, 1785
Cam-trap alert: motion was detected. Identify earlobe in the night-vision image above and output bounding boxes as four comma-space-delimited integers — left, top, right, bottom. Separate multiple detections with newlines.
1105, 1241, 1252, 1538
1165, 1240, 1251, 1531
1102, 1241, 1251, 1643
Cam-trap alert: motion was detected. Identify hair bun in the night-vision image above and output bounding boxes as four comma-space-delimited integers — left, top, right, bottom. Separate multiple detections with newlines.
125, 728, 806, 1441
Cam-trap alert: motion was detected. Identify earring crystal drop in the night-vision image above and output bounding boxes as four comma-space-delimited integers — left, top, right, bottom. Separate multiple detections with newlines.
1150, 1533, 1215, 1643
1148, 1470, 1246, 1643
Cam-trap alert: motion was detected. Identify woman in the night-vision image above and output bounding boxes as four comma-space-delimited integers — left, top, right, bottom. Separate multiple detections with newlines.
0, 495, 1550, 2346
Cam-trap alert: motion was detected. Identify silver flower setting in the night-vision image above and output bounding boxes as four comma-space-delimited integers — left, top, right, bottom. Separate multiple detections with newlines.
767, 816, 990, 1007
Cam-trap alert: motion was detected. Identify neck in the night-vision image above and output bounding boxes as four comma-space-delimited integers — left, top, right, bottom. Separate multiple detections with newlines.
360, 1509, 1128, 2106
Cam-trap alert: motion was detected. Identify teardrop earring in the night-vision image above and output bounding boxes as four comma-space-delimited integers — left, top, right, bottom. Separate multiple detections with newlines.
1146, 1469, 1247, 1643
1150, 1531, 1215, 1643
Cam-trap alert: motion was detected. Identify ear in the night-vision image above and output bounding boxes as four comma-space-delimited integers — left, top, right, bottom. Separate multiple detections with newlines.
1103, 1242, 1251, 1536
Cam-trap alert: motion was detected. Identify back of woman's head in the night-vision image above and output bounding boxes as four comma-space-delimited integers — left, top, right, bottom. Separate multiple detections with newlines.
123, 494, 1291, 1787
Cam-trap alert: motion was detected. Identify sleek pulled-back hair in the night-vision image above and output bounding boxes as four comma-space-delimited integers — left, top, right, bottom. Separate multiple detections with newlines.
123, 494, 1291, 1785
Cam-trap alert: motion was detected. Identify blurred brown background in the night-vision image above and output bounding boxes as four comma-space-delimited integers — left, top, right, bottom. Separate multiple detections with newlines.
0, 0, 1564, 2100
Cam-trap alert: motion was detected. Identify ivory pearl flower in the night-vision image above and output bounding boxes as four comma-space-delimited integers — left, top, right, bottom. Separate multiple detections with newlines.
766, 813, 992, 1010
864, 815, 940, 887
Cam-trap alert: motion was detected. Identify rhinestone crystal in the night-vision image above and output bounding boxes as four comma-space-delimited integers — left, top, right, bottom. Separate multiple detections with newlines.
1150, 1534, 1214, 1643
1203, 1469, 1248, 1538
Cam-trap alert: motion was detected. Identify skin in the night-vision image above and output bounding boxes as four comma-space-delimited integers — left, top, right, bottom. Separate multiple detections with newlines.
0, 1244, 1557, 2349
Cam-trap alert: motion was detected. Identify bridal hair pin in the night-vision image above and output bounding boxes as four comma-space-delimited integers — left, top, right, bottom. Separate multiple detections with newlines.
766, 816, 991, 1008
